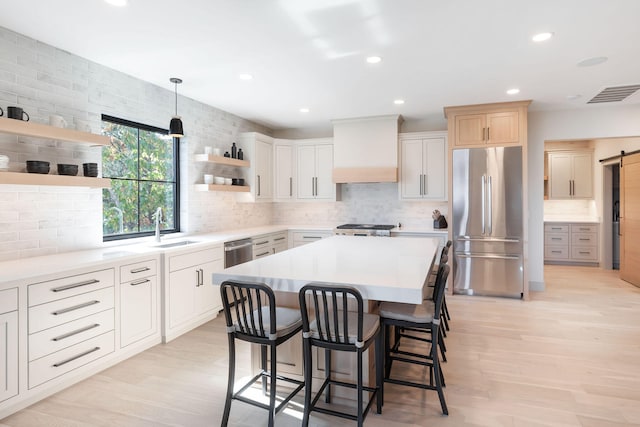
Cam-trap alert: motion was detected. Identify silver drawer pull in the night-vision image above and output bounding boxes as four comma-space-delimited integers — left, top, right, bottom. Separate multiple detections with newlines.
52, 279, 99, 293
551, 251, 562, 253
579, 238, 590, 241
131, 278, 150, 286
579, 228, 590, 231
579, 251, 591, 254
551, 227, 562, 230
273, 237, 285, 241
256, 251, 270, 257
130, 267, 150, 274
551, 238, 562, 240
53, 347, 100, 367
52, 324, 100, 341
52, 300, 100, 316
303, 236, 321, 239
254, 240, 269, 245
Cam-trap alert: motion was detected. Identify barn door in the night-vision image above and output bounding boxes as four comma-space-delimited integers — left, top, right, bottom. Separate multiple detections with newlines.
620, 152, 640, 286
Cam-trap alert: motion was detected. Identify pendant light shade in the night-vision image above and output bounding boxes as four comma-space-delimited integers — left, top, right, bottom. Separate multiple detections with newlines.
169, 77, 184, 138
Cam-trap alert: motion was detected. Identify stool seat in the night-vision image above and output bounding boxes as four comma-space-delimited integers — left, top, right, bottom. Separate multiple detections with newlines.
308, 311, 379, 345
233, 307, 302, 339
379, 300, 435, 323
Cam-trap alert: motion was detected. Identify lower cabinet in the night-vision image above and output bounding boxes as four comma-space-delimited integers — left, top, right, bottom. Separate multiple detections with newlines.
0, 288, 18, 404
253, 231, 289, 259
290, 230, 333, 248
544, 223, 599, 264
120, 258, 159, 348
164, 244, 224, 342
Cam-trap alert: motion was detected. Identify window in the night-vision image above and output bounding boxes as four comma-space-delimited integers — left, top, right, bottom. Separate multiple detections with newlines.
101, 114, 180, 241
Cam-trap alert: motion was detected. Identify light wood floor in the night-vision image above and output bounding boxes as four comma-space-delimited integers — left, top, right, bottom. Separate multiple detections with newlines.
2, 265, 640, 427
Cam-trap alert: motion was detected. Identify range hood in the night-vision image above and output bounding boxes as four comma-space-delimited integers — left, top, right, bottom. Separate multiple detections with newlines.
331, 115, 403, 183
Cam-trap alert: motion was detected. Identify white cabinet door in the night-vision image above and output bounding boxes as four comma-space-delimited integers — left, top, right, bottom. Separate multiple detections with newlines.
274, 144, 294, 200
423, 137, 446, 199
572, 153, 593, 199
168, 267, 199, 329
120, 276, 158, 348
549, 153, 572, 199
196, 259, 224, 315
255, 138, 273, 200
297, 145, 316, 199
401, 139, 424, 199
314, 144, 334, 199
0, 311, 18, 403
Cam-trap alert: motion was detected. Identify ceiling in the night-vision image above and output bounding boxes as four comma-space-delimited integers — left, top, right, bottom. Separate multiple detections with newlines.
1, 0, 639, 133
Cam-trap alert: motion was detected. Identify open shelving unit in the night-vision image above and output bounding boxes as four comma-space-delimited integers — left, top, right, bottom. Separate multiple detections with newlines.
0, 117, 110, 146
0, 171, 110, 188
194, 154, 249, 168
194, 184, 250, 193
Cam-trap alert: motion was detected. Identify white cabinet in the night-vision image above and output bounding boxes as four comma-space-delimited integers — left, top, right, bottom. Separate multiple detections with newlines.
544, 223, 599, 264
0, 288, 18, 404
297, 143, 334, 200
400, 132, 447, 200
274, 141, 294, 200
548, 151, 593, 199
164, 244, 224, 342
253, 231, 289, 259
290, 230, 333, 248
120, 258, 159, 348
239, 132, 273, 201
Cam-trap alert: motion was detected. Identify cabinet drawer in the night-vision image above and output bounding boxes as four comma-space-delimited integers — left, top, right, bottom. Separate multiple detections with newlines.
271, 233, 287, 244
545, 233, 569, 245
29, 287, 115, 334
545, 246, 569, 260
292, 231, 331, 243
254, 248, 272, 259
252, 235, 271, 248
29, 269, 114, 307
571, 224, 598, 233
120, 259, 157, 283
571, 233, 597, 246
169, 247, 221, 272
29, 330, 115, 389
29, 309, 114, 361
0, 288, 18, 314
571, 246, 598, 261
544, 224, 569, 233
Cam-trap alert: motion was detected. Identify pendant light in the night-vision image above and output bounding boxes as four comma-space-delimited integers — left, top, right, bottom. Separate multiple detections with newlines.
169, 77, 184, 138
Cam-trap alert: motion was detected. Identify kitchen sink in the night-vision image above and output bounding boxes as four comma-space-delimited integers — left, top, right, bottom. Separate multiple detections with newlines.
154, 240, 200, 248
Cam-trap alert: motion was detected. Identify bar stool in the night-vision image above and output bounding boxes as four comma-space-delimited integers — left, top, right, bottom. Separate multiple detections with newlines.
220, 280, 305, 427
379, 264, 450, 415
298, 283, 383, 427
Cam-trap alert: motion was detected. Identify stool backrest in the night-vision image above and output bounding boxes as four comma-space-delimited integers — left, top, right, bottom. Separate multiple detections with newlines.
299, 284, 364, 346
220, 280, 276, 339
432, 264, 450, 321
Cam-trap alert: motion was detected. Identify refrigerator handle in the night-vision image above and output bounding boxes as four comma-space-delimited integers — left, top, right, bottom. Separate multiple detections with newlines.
488, 175, 493, 235
481, 174, 486, 235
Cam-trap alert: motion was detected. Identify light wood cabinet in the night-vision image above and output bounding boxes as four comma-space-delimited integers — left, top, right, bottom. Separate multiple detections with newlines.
0, 289, 18, 404
548, 151, 593, 199
164, 245, 224, 342
120, 258, 159, 348
544, 223, 599, 264
400, 132, 447, 200
297, 143, 334, 200
444, 101, 530, 148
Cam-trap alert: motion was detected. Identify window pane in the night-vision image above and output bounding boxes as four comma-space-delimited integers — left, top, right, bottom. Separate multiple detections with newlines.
102, 122, 139, 180
103, 180, 139, 236
139, 182, 175, 232
139, 130, 175, 181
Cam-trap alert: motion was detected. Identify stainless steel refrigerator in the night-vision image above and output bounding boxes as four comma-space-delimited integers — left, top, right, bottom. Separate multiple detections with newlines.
452, 146, 524, 298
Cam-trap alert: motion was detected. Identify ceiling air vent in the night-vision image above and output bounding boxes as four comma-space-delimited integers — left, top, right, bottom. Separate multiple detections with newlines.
588, 84, 640, 104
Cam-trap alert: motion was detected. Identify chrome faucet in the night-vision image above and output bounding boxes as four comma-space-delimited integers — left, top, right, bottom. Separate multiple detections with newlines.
154, 207, 163, 243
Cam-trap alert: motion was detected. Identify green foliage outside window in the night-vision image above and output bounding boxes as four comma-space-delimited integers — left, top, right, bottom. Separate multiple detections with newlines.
102, 117, 179, 239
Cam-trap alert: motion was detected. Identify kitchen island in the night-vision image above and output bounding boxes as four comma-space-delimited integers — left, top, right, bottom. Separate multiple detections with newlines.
213, 235, 440, 304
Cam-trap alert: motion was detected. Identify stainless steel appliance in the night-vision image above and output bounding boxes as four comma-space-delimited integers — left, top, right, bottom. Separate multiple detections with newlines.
452, 146, 523, 298
334, 224, 395, 237
224, 238, 253, 268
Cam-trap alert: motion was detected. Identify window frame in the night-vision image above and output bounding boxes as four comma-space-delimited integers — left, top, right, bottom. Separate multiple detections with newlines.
101, 114, 180, 242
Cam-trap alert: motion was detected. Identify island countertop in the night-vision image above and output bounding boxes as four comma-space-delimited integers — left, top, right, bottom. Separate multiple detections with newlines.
213, 235, 440, 304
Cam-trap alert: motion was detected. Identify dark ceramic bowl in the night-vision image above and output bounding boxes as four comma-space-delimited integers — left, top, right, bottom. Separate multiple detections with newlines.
82, 163, 98, 177
57, 164, 78, 176
26, 160, 50, 174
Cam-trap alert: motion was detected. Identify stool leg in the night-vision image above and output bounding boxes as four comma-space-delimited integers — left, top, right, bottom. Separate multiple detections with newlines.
357, 347, 364, 427
325, 348, 332, 403
261, 345, 268, 395
443, 295, 451, 321
221, 334, 235, 427
375, 327, 383, 413
268, 343, 277, 427
432, 325, 448, 415
384, 323, 392, 379
302, 338, 313, 427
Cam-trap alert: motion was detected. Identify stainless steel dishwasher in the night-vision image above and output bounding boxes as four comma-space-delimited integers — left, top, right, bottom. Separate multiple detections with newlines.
224, 238, 253, 268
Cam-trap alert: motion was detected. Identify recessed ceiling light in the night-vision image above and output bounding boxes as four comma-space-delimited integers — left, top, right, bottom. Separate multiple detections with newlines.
532, 32, 553, 42
566, 94, 582, 100
506, 88, 520, 95
104, 0, 128, 6
366, 56, 382, 64
394, 99, 405, 105
577, 56, 608, 67
239, 73, 253, 80
300, 108, 310, 113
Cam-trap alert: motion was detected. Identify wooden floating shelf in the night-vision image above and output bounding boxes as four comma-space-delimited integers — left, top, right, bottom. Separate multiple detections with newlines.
0, 172, 111, 188
194, 184, 250, 193
0, 117, 110, 146
194, 154, 250, 168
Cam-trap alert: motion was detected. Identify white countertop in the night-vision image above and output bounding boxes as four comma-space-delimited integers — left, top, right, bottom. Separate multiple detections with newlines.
544, 217, 600, 223
213, 235, 440, 304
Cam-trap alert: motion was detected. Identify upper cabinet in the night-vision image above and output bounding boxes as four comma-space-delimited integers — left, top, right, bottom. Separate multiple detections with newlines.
444, 101, 531, 148
399, 132, 447, 200
239, 132, 273, 201
297, 141, 334, 200
548, 151, 593, 199
274, 140, 294, 200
